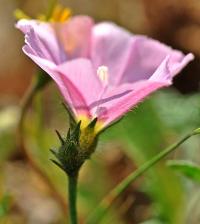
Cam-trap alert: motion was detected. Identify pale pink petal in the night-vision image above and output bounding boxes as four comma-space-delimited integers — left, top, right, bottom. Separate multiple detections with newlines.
17, 19, 66, 64
23, 45, 89, 116
23, 45, 57, 78
56, 16, 94, 58
97, 81, 168, 126
97, 54, 193, 126
169, 53, 194, 75
149, 53, 194, 81
91, 23, 194, 86
91, 22, 133, 85
16, 16, 94, 64
58, 74, 90, 117
56, 59, 104, 116
119, 37, 194, 84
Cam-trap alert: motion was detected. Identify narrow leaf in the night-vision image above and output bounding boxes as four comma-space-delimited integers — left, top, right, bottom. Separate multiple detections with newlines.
167, 160, 200, 182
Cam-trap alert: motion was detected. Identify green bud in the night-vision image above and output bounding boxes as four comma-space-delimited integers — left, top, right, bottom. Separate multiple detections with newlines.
50, 119, 99, 176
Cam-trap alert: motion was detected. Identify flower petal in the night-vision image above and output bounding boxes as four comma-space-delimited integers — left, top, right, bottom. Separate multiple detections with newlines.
91, 22, 133, 85
16, 16, 94, 64
56, 59, 104, 116
149, 53, 194, 82
56, 16, 93, 59
119, 36, 194, 84
91, 23, 194, 86
97, 81, 169, 126
23, 45, 78, 110
23, 45, 89, 116
17, 19, 66, 64
97, 54, 193, 126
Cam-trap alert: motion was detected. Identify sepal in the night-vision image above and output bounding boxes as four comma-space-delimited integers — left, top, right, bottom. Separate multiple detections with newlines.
87, 117, 98, 129
55, 130, 65, 145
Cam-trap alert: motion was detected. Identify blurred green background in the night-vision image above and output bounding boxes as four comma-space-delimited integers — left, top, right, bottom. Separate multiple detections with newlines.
1, 0, 200, 223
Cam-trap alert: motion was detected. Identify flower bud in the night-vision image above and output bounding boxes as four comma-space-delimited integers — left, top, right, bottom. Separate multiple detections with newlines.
50, 118, 99, 175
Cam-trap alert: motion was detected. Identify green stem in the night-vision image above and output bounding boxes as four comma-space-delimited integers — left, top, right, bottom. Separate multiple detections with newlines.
19, 70, 50, 131
68, 173, 78, 224
19, 79, 38, 132
86, 128, 200, 224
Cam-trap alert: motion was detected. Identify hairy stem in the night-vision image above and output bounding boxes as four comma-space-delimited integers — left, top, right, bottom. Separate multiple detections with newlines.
86, 129, 200, 224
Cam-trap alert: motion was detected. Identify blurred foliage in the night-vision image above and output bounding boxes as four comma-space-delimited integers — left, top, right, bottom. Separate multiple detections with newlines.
0, 194, 11, 219
0, 107, 19, 163
153, 90, 200, 133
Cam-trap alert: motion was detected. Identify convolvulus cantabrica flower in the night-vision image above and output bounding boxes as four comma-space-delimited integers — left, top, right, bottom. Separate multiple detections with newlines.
17, 18, 194, 134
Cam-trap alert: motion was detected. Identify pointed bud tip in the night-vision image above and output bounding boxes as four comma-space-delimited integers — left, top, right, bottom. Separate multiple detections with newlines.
55, 129, 65, 145
71, 121, 81, 142
87, 117, 98, 129
67, 128, 71, 139
50, 159, 66, 172
50, 148, 57, 155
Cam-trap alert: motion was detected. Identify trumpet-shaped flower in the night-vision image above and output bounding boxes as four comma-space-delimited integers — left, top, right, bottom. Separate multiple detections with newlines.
17, 18, 194, 132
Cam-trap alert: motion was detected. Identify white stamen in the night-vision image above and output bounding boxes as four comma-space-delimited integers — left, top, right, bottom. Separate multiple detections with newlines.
95, 66, 109, 117
97, 66, 109, 85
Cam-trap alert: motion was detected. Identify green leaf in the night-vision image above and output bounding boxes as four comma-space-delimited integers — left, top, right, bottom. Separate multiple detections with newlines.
167, 160, 200, 182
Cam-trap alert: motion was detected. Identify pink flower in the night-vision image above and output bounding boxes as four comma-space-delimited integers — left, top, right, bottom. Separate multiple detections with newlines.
17, 18, 194, 132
